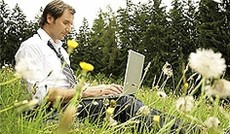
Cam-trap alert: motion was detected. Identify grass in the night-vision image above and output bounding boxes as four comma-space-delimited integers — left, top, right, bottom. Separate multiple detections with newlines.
0, 66, 230, 134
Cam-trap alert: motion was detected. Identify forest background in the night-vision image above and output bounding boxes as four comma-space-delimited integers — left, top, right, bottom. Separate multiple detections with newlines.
1, 0, 230, 93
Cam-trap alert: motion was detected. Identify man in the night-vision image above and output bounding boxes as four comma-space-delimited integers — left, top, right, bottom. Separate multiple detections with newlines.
15, 0, 197, 133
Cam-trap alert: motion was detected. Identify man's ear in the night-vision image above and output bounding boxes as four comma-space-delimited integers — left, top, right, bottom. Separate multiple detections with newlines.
46, 13, 54, 24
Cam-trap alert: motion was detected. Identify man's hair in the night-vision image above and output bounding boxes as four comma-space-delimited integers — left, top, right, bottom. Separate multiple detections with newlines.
39, 0, 75, 27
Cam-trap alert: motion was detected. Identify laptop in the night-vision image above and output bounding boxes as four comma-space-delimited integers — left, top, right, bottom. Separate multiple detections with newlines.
82, 49, 145, 100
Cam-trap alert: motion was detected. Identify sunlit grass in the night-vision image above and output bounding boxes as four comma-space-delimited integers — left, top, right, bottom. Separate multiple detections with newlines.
0, 66, 229, 134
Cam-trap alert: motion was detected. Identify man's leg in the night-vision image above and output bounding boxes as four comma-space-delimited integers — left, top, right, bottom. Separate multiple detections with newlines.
77, 95, 200, 133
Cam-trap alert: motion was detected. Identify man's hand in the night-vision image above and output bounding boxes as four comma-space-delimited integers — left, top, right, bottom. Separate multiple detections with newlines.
82, 84, 123, 98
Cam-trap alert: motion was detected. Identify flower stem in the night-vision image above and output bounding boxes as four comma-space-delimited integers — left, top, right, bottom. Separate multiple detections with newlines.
190, 77, 204, 96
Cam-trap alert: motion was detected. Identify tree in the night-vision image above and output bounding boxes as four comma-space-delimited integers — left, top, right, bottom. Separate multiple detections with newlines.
73, 18, 92, 70
4, 4, 29, 64
139, 0, 169, 86
0, 0, 10, 65
167, 0, 195, 79
196, 0, 230, 78
88, 7, 121, 79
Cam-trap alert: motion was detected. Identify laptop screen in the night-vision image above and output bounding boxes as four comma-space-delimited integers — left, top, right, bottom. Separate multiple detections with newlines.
123, 50, 145, 95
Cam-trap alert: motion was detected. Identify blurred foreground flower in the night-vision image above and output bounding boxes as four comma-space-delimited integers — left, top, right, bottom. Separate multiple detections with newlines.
15, 58, 43, 81
205, 79, 230, 97
56, 61, 93, 133
56, 105, 76, 134
204, 116, 220, 128
67, 39, 78, 54
176, 96, 194, 113
188, 48, 226, 79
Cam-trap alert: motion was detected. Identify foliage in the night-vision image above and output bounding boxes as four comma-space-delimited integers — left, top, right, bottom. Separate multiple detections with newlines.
1, 0, 230, 91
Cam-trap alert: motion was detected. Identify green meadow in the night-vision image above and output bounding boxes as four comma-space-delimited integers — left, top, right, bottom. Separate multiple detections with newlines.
0, 66, 229, 134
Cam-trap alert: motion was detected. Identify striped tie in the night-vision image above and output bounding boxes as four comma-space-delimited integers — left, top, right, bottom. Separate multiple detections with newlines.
47, 41, 76, 88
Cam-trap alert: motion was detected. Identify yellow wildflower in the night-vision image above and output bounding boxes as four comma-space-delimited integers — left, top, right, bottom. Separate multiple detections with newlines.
80, 62, 94, 72
184, 82, 189, 89
67, 39, 78, 49
67, 39, 78, 54
106, 107, 115, 116
153, 115, 160, 122
182, 82, 189, 94
110, 99, 117, 107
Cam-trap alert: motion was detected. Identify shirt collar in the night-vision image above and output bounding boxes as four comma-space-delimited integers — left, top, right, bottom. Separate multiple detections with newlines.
37, 28, 62, 49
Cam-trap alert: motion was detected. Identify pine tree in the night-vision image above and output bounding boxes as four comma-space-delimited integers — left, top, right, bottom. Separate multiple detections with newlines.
5, 4, 29, 64
140, 0, 169, 86
73, 18, 92, 70
196, 0, 230, 78
0, 0, 10, 65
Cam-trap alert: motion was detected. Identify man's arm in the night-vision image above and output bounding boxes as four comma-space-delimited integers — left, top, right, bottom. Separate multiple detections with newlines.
47, 84, 123, 103
47, 88, 76, 103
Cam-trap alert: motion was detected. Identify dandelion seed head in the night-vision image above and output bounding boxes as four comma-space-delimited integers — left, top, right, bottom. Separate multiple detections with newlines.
162, 62, 173, 77
204, 116, 220, 128
205, 79, 230, 97
188, 48, 226, 79
136, 106, 150, 116
176, 96, 194, 112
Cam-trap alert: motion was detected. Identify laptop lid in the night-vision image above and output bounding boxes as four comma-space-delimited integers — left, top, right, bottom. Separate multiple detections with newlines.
82, 49, 145, 100
123, 49, 145, 95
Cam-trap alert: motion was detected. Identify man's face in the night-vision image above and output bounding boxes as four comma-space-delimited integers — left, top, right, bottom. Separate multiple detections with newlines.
48, 9, 74, 41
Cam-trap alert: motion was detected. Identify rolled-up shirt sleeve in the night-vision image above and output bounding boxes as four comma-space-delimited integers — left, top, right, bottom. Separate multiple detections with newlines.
15, 40, 49, 103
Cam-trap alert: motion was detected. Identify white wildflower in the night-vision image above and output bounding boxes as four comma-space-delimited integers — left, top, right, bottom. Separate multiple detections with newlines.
204, 116, 220, 128
162, 62, 173, 77
176, 96, 194, 112
157, 91, 168, 98
205, 79, 230, 97
188, 48, 226, 79
136, 106, 150, 116
15, 58, 42, 81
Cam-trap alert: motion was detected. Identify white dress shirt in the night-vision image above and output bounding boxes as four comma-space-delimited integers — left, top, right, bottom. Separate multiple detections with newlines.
15, 28, 72, 103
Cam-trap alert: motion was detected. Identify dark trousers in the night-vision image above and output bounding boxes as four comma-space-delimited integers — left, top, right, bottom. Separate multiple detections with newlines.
78, 95, 145, 123
77, 95, 199, 133
24, 95, 200, 133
